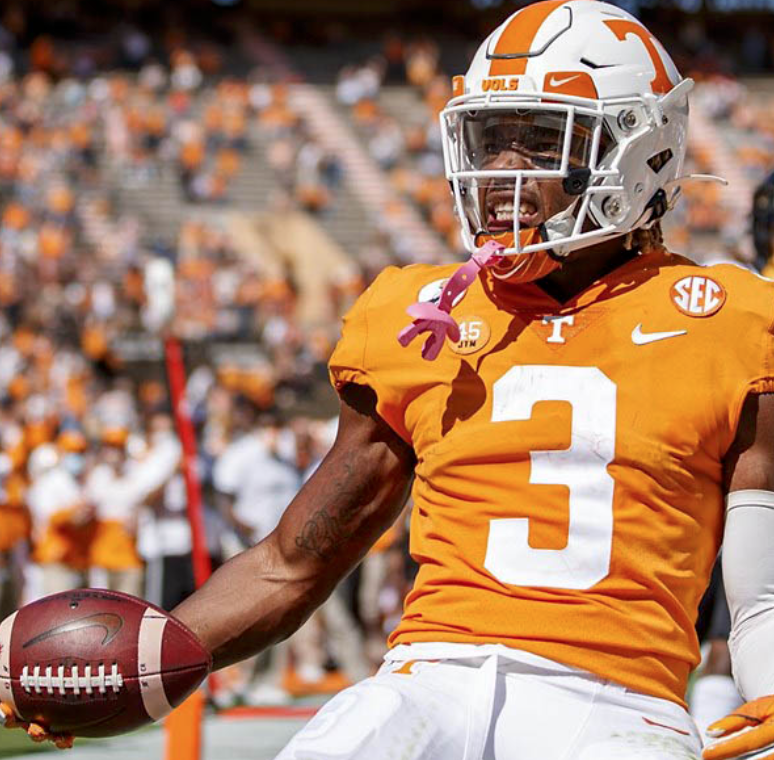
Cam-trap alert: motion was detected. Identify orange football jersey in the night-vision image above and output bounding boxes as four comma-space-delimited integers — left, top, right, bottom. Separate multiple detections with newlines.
329, 247, 774, 707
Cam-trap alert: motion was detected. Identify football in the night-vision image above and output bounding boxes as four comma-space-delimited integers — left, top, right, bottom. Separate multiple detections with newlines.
0, 589, 211, 737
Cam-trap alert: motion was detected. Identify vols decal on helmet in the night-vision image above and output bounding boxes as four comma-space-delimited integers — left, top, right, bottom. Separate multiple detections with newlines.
670, 276, 726, 317
448, 316, 491, 355
482, 77, 520, 92
417, 278, 467, 308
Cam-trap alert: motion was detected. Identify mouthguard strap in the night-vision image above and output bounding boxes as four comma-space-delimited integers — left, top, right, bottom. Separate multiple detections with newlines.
397, 241, 505, 361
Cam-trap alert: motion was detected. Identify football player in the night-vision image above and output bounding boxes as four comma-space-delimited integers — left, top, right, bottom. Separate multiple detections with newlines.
7, 2, 774, 758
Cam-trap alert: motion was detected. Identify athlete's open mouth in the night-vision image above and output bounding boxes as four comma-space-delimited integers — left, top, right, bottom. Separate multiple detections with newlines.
485, 189, 542, 231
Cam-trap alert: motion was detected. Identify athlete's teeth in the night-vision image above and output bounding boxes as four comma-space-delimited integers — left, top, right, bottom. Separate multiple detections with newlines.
493, 202, 514, 222
491, 199, 536, 222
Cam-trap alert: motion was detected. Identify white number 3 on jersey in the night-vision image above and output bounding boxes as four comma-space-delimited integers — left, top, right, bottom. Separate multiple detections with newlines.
485, 365, 617, 590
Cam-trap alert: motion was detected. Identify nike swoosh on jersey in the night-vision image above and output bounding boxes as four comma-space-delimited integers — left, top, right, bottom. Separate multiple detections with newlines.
548, 74, 580, 88
631, 324, 687, 345
23, 613, 124, 648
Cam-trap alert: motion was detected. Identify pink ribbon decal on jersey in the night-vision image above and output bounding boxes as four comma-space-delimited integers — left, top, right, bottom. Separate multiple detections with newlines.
397, 241, 505, 360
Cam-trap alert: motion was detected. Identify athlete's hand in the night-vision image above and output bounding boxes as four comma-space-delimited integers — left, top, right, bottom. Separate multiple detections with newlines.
0, 702, 74, 749
703, 696, 774, 760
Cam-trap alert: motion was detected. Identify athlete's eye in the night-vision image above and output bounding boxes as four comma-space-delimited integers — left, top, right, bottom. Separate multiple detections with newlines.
529, 153, 561, 170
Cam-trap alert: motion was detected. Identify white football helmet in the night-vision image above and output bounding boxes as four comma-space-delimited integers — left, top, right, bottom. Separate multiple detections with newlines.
441, 0, 693, 281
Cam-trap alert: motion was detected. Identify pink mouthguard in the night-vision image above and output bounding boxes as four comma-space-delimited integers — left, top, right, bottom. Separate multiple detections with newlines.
397, 240, 506, 361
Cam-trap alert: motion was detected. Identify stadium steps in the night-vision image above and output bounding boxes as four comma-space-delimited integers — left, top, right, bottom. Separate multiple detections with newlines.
102, 109, 278, 247
106, 163, 185, 245
317, 187, 377, 258
220, 210, 285, 279
247, 125, 375, 260
377, 85, 433, 130
187, 203, 354, 329
226, 141, 279, 214
689, 99, 753, 232
254, 210, 357, 326
323, 83, 452, 258
287, 83, 449, 264
241, 34, 447, 262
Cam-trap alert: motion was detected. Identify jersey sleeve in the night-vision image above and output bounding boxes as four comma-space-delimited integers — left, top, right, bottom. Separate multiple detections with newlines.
722, 269, 774, 443
328, 266, 413, 444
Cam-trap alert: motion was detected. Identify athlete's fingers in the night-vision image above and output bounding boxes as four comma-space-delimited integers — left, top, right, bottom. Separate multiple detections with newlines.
703, 723, 774, 760
706, 713, 757, 738
53, 734, 75, 750
1, 703, 72, 749
25, 722, 73, 749
27, 723, 48, 742
707, 697, 774, 739
0, 702, 27, 731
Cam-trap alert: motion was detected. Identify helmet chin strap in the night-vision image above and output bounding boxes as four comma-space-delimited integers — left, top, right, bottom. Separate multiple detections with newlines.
483, 196, 587, 282
542, 200, 583, 255
489, 226, 562, 282
473, 225, 545, 251
476, 194, 584, 260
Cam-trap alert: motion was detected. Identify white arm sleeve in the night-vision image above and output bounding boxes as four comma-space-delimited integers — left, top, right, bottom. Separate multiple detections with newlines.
723, 489, 774, 700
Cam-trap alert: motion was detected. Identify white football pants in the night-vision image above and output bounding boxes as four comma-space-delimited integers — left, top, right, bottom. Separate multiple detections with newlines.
275, 653, 702, 760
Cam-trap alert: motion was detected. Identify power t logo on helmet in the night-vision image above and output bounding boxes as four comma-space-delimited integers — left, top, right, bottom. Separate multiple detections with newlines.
441, 0, 690, 283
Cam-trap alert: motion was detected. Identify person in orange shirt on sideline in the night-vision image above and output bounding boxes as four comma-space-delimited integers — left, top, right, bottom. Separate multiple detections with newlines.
9, 5, 774, 759
25, 442, 94, 599
85, 426, 144, 597
85, 418, 181, 597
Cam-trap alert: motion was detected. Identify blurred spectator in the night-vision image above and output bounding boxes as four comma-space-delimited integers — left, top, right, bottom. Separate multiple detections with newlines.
213, 405, 299, 547
86, 415, 181, 597
26, 442, 93, 599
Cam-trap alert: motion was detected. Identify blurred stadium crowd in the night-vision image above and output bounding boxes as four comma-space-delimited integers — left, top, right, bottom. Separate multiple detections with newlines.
0, 0, 774, 706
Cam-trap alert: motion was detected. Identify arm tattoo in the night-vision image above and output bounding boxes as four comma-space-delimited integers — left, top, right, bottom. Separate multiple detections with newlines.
294, 459, 377, 560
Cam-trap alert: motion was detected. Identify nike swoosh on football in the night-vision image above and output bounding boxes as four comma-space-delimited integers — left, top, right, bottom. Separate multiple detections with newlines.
631, 324, 687, 345
23, 613, 124, 648
549, 74, 580, 88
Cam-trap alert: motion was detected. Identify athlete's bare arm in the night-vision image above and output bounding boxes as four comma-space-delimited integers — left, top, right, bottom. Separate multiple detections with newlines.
723, 392, 774, 492
172, 383, 415, 670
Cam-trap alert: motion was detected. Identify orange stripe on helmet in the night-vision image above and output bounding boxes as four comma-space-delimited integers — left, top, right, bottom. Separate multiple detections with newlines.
489, 0, 567, 77
603, 19, 674, 94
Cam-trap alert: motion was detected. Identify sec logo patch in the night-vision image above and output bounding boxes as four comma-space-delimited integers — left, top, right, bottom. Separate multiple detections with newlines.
670, 276, 726, 317
449, 317, 491, 355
